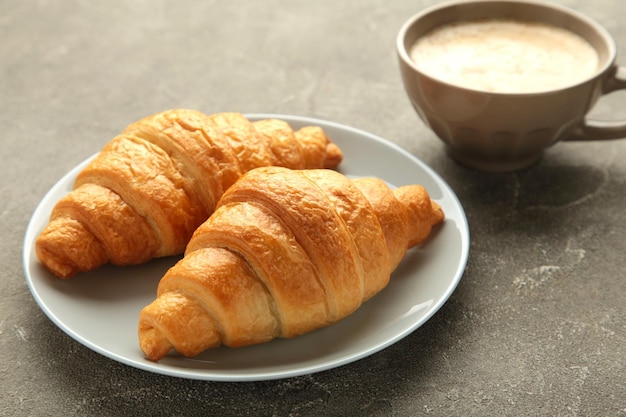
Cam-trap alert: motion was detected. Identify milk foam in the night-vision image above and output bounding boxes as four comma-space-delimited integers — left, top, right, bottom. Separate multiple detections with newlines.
410, 19, 599, 93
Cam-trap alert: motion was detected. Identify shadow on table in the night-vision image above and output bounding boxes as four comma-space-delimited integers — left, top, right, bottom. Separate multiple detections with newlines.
438, 153, 608, 236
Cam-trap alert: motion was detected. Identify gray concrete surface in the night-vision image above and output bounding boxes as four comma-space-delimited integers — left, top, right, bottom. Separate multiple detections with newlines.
1, 1, 624, 416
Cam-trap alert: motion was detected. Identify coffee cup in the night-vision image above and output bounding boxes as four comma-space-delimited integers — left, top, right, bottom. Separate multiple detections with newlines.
397, 0, 626, 172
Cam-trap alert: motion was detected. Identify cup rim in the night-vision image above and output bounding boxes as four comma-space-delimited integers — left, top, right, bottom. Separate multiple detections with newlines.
396, 0, 617, 96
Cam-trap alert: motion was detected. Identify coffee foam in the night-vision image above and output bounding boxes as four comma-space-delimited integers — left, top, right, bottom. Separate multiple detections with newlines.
410, 19, 599, 93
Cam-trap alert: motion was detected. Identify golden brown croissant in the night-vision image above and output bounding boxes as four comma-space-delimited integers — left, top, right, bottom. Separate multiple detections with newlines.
35, 109, 343, 278
138, 166, 444, 361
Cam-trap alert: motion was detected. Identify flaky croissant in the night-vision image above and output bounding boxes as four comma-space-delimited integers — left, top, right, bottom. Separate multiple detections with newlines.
35, 109, 343, 278
138, 166, 444, 361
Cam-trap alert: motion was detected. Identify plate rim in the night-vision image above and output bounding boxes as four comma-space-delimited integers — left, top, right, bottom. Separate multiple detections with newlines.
22, 113, 470, 381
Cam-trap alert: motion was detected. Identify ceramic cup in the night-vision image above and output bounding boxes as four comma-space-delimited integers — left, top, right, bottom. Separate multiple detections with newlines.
397, 0, 626, 172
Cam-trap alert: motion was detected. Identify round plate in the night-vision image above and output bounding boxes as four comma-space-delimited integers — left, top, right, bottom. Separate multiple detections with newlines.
23, 114, 470, 381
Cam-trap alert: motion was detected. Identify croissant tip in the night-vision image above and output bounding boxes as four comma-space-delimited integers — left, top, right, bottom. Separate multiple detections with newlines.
392, 185, 445, 248
138, 319, 173, 362
35, 236, 80, 279
324, 143, 343, 168
431, 200, 445, 223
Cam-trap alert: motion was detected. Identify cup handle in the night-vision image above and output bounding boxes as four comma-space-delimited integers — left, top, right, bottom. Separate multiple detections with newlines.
566, 65, 626, 141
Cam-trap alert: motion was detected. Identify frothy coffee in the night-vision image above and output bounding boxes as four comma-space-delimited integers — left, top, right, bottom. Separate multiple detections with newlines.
410, 19, 599, 93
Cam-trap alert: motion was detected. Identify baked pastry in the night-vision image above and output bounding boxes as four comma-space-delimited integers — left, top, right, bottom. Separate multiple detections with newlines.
138, 166, 444, 361
35, 109, 343, 278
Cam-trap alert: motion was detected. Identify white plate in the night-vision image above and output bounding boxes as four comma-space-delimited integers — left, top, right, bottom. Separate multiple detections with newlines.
23, 114, 469, 382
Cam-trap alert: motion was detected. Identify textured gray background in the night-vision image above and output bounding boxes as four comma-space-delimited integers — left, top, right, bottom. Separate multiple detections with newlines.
2, 0, 625, 416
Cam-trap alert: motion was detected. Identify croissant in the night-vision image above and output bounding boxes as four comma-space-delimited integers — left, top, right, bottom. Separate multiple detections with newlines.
138, 166, 444, 361
35, 109, 343, 278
